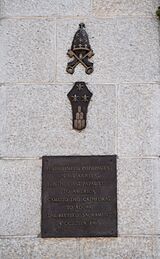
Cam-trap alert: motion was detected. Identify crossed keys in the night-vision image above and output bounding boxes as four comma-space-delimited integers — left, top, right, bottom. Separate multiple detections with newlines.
66, 48, 94, 75
66, 23, 94, 75
67, 24, 94, 130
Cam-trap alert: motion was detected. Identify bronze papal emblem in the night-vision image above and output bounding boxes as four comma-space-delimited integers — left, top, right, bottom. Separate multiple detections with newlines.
68, 82, 92, 130
66, 23, 94, 75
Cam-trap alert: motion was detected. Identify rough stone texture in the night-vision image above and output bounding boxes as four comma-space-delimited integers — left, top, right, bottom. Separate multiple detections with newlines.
57, 18, 159, 84
0, 238, 34, 259
0, 238, 79, 259
118, 158, 154, 235
154, 238, 160, 258
31, 238, 79, 259
0, 19, 56, 83
0, 160, 41, 236
0, 237, 154, 259
0, 0, 91, 17
0, 86, 6, 152
0, 0, 159, 257
118, 84, 160, 157
0, 84, 116, 157
80, 237, 154, 259
153, 158, 160, 235
92, 0, 159, 17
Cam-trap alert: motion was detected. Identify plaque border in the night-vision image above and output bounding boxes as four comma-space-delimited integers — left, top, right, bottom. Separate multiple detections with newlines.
41, 155, 117, 238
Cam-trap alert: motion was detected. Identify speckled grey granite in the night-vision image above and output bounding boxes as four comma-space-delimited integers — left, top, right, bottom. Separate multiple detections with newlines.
118, 84, 160, 157
153, 158, 160, 235
56, 18, 159, 84
0, 160, 41, 236
92, 0, 159, 17
118, 158, 154, 235
0, 238, 79, 259
0, 0, 91, 17
0, 237, 155, 259
0, 86, 5, 154
80, 237, 154, 259
0, 19, 56, 83
0, 84, 116, 157
30, 238, 79, 259
0, 238, 34, 259
154, 238, 160, 258
0, 0, 159, 258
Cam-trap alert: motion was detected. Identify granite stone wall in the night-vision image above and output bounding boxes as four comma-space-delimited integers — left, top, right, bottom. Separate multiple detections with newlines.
0, 0, 160, 258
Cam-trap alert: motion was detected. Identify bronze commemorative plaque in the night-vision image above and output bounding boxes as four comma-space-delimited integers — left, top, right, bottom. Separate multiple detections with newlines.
41, 156, 117, 237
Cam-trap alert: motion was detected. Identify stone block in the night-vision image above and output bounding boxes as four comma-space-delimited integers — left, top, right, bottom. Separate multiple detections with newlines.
118, 84, 160, 156
0, 0, 91, 17
0, 238, 34, 259
0, 84, 116, 157
0, 238, 79, 259
0, 19, 56, 83
31, 238, 79, 259
118, 158, 154, 235
0, 86, 6, 154
92, 0, 159, 17
0, 237, 154, 259
154, 238, 160, 259
80, 237, 153, 259
153, 158, 160, 234
56, 18, 159, 84
0, 160, 41, 236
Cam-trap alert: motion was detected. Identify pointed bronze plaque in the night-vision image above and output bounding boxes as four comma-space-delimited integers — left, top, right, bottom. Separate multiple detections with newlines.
67, 82, 92, 130
41, 155, 117, 238
66, 23, 94, 75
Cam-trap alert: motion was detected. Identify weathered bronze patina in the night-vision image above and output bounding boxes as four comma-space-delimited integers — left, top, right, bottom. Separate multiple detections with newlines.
41, 156, 117, 238
67, 81, 92, 130
66, 23, 94, 74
